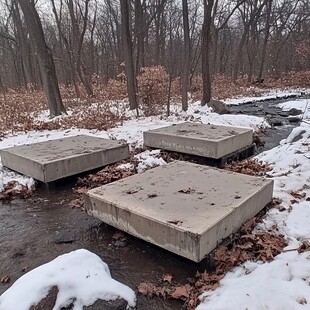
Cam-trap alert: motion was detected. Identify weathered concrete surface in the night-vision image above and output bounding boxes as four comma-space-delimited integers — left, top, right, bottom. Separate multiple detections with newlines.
85, 161, 273, 262
144, 122, 253, 159
1, 135, 129, 182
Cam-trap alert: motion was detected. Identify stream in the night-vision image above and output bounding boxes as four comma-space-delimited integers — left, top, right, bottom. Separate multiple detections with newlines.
0, 96, 304, 309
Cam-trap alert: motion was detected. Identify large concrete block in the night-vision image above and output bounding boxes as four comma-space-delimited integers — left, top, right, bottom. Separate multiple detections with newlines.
1, 135, 130, 182
144, 122, 253, 159
85, 161, 273, 262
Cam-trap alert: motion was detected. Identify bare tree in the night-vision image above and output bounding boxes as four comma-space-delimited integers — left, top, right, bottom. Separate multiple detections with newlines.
257, 0, 272, 81
201, 0, 214, 106
181, 0, 190, 111
17, 0, 66, 117
0, 0, 308, 102
120, 0, 138, 111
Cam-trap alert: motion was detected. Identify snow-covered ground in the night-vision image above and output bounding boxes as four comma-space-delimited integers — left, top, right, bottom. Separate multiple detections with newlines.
197, 124, 310, 310
0, 103, 268, 192
277, 98, 310, 120
0, 249, 136, 310
1, 92, 310, 309
224, 89, 307, 106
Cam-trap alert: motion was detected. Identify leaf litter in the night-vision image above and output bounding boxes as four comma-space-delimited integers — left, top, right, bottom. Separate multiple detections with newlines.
137, 199, 287, 309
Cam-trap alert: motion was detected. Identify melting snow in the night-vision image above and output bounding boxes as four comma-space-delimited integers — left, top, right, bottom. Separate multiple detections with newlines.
197, 124, 310, 310
0, 249, 136, 310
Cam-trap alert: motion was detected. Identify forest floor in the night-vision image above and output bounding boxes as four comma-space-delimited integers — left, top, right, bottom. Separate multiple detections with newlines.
0, 84, 310, 309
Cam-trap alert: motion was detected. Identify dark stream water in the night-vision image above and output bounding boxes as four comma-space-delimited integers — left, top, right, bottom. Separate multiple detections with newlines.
0, 96, 303, 309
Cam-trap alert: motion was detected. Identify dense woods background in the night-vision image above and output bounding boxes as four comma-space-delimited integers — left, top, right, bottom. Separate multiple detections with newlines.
0, 0, 309, 111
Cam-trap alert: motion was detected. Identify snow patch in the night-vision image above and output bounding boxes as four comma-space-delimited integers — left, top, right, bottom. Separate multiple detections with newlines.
0, 249, 136, 310
198, 123, 310, 310
134, 149, 166, 173
225, 90, 302, 106
197, 251, 310, 310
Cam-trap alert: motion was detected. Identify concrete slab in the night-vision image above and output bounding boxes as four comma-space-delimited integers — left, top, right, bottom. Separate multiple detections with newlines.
1, 135, 130, 182
85, 161, 273, 262
144, 122, 253, 159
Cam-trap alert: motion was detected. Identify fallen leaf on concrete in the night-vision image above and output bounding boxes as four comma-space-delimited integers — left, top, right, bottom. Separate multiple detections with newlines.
1, 276, 10, 284
126, 188, 139, 194
167, 220, 183, 225
178, 188, 195, 194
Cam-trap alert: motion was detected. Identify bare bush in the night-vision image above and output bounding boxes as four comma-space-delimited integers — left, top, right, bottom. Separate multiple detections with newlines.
137, 66, 170, 116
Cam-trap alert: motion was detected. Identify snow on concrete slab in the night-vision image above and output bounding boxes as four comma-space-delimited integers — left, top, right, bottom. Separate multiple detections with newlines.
197, 124, 310, 309
0, 249, 136, 310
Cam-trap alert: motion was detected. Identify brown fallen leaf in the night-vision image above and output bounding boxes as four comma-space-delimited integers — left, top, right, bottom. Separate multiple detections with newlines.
126, 188, 139, 194
297, 241, 310, 253
137, 282, 160, 297
162, 273, 173, 283
297, 297, 307, 305
147, 193, 158, 198
290, 199, 298, 204
170, 284, 190, 300
167, 220, 183, 225
178, 188, 195, 194
1, 276, 10, 284
290, 191, 306, 199
112, 231, 126, 241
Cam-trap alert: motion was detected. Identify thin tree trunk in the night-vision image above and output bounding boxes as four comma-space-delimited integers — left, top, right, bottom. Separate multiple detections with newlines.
201, 0, 214, 106
120, 0, 138, 110
50, 0, 80, 97
181, 0, 190, 111
258, 0, 272, 81
18, 0, 66, 117
12, 1, 36, 87
134, 0, 145, 73
233, 27, 248, 80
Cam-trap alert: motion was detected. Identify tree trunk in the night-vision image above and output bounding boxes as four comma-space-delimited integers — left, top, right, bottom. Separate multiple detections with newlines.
134, 0, 145, 73
12, 1, 36, 87
120, 0, 138, 111
258, 0, 272, 81
201, 0, 214, 106
50, 0, 80, 97
181, 0, 190, 111
18, 0, 66, 117
67, 0, 94, 97
233, 26, 248, 80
